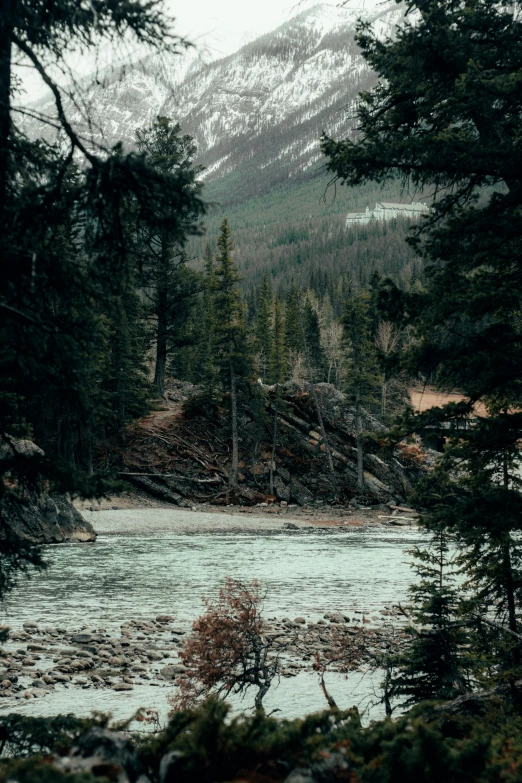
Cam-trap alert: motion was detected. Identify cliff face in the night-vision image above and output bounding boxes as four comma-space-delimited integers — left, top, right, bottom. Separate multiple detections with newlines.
118, 381, 425, 507
2, 492, 96, 544
0, 439, 96, 544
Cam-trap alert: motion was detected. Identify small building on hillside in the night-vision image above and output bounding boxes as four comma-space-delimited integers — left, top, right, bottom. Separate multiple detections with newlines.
345, 200, 429, 228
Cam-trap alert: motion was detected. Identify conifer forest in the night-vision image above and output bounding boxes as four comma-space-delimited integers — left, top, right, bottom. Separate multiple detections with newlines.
2, 0, 522, 780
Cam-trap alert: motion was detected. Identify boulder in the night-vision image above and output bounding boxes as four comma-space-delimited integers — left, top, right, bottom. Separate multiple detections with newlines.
2, 490, 96, 544
58, 727, 144, 782
290, 479, 313, 506
274, 475, 290, 502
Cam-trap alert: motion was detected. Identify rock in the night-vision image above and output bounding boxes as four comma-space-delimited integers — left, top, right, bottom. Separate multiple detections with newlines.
0, 469, 97, 543
159, 751, 185, 783
294, 617, 306, 625
284, 752, 351, 782
283, 522, 300, 530
277, 467, 290, 482
156, 615, 174, 623
274, 476, 291, 502
290, 478, 313, 506
112, 682, 133, 691
59, 727, 143, 782
71, 632, 104, 644
159, 665, 178, 681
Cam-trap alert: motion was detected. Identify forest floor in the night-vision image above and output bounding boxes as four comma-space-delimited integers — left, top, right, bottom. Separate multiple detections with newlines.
79, 379, 428, 526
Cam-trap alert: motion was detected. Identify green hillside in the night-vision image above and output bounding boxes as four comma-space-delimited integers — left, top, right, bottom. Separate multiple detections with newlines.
190, 167, 424, 301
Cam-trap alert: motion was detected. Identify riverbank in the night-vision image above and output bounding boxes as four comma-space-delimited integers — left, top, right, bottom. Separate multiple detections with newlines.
0, 610, 404, 713
74, 494, 419, 531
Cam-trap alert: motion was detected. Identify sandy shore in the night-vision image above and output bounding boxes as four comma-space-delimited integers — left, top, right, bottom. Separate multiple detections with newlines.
75, 493, 417, 534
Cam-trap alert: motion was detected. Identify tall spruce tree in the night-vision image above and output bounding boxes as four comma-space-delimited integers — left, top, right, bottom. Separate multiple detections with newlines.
213, 219, 252, 487
392, 525, 471, 708
323, 0, 522, 686
341, 291, 379, 492
268, 296, 287, 495
254, 275, 273, 382
136, 116, 204, 396
285, 280, 302, 370
302, 299, 325, 383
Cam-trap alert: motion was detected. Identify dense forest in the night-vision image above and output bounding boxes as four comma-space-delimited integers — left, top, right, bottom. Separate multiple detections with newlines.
3, 0, 522, 779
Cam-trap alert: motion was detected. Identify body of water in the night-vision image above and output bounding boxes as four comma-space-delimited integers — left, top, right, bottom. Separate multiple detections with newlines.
1, 511, 426, 722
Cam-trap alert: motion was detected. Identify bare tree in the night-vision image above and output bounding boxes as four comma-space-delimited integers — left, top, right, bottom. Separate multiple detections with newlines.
374, 321, 401, 420
169, 579, 284, 712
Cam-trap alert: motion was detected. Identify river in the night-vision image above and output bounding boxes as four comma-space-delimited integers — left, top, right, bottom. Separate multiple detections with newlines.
0, 510, 426, 723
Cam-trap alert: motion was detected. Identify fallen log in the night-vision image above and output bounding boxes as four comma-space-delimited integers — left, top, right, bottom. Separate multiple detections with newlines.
122, 475, 185, 505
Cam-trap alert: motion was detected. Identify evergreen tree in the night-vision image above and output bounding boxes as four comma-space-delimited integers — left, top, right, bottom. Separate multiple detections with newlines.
341, 291, 379, 492
393, 526, 471, 708
254, 275, 273, 382
323, 0, 522, 687
269, 297, 287, 387
136, 116, 205, 396
213, 219, 253, 487
268, 297, 287, 494
285, 280, 302, 357
302, 299, 325, 382
0, 1, 202, 598
197, 244, 220, 402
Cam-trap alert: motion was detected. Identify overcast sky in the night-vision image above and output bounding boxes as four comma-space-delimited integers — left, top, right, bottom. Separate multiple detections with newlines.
170, 0, 320, 37
15, 0, 331, 102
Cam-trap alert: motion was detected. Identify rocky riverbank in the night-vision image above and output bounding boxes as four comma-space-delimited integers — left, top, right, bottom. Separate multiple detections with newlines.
75, 496, 420, 530
112, 381, 432, 509
0, 610, 406, 705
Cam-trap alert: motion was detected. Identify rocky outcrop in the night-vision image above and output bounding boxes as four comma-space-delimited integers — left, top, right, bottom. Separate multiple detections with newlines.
119, 382, 427, 507
0, 437, 96, 543
2, 492, 96, 543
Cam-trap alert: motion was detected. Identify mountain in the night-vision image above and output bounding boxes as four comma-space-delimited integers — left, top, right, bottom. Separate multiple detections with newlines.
23, 3, 422, 295
25, 3, 404, 205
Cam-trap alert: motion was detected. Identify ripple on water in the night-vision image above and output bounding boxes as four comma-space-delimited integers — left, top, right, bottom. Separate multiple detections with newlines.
2, 520, 427, 719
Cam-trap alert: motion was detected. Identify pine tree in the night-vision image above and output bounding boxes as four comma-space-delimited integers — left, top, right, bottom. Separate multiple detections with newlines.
341, 291, 379, 492
213, 219, 253, 487
136, 116, 204, 396
323, 0, 522, 687
268, 297, 287, 494
302, 299, 325, 383
254, 275, 273, 382
198, 244, 219, 402
285, 280, 302, 359
0, 1, 202, 600
392, 526, 471, 708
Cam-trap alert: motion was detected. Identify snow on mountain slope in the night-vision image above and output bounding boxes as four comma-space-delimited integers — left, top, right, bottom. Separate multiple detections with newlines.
24, 3, 404, 201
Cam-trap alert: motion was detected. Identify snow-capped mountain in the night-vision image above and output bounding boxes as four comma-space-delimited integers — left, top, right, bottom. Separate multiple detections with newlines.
24, 3, 404, 203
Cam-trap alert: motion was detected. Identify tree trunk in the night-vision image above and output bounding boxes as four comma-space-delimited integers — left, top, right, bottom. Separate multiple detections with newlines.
154, 303, 168, 396
230, 361, 239, 486
355, 383, 365, 492
299, 310, 337, 495
269, 383, 279, 496
0, 0, 13, 234
319, 673, 338, 710
254, 681, 269, 711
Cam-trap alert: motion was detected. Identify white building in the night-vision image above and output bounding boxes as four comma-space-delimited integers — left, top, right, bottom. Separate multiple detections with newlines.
345, 201, 429, 228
